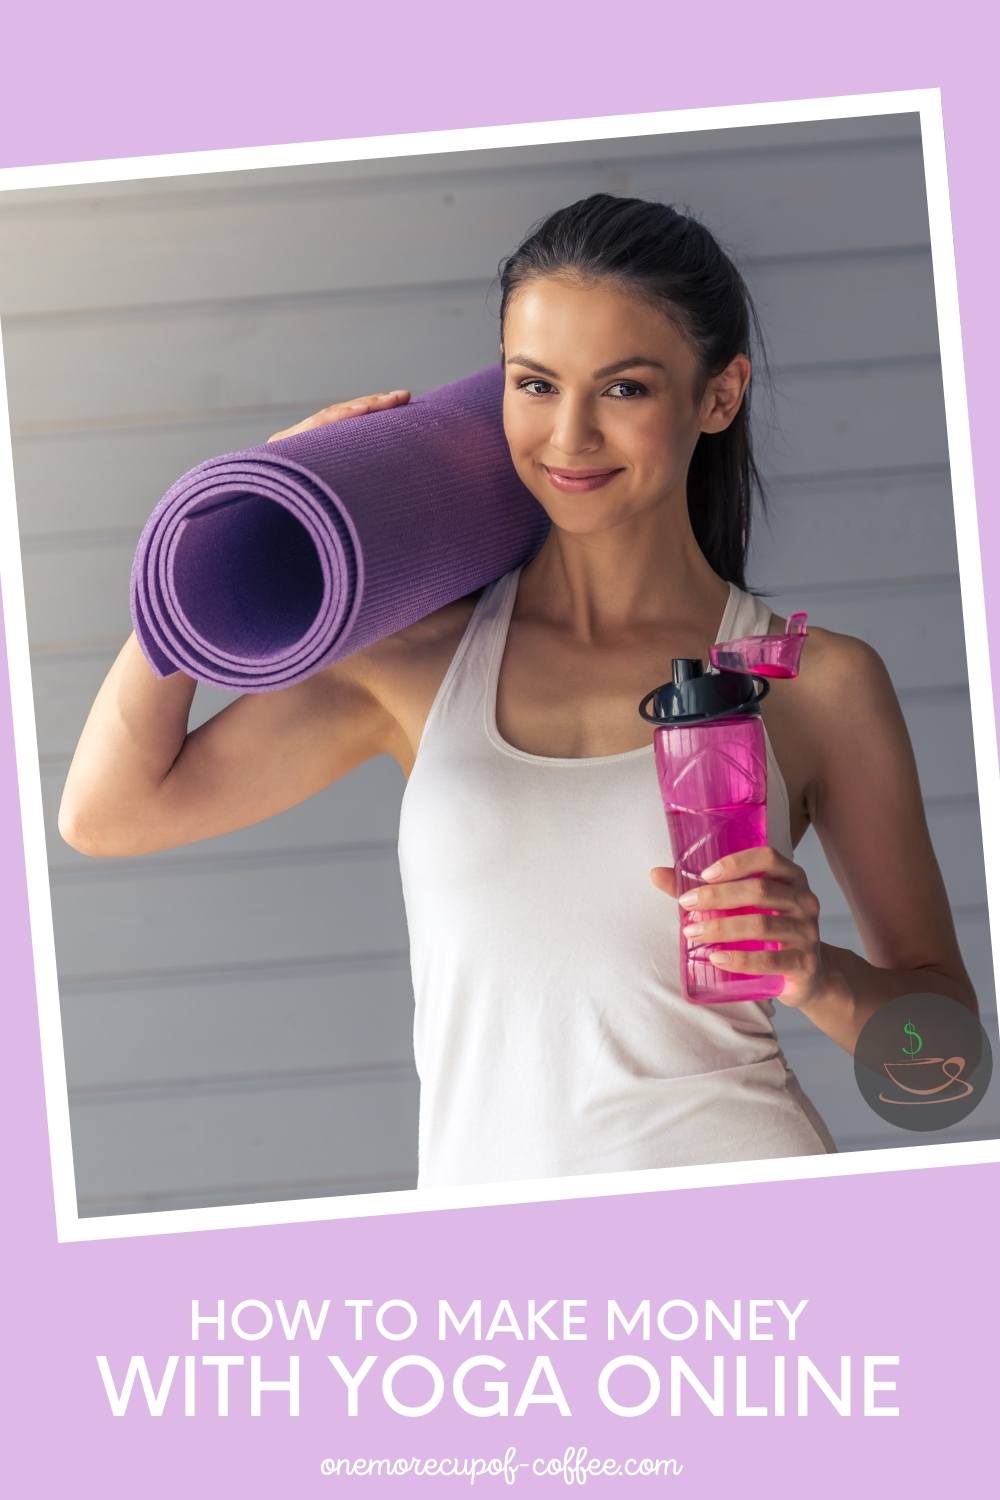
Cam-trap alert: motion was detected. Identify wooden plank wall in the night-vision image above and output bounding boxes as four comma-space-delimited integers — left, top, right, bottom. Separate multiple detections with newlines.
2, 111, 996, 1216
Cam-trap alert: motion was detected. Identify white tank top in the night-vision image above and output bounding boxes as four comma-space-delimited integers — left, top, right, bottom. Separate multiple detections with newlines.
397, 565, 837, 1188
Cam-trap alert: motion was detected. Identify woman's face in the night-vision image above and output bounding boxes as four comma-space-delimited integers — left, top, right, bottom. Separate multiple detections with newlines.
501, 274, 729, 534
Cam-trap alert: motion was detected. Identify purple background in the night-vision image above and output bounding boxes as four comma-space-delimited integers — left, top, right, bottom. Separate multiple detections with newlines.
2, 2, 997, 1492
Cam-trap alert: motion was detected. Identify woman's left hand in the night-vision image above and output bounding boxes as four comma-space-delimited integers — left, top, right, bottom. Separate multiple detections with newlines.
649, 845, 830, 1009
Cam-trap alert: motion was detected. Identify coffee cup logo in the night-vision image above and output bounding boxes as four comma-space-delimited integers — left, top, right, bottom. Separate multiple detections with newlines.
854, 994, 992, 1131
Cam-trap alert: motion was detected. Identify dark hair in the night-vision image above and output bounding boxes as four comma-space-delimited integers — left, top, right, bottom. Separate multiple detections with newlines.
495, 192, 775, 594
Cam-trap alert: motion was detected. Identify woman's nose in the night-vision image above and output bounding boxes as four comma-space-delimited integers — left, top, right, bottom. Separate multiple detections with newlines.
548, 398, 602, 453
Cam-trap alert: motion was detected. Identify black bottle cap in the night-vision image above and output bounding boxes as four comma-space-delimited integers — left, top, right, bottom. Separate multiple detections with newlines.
638, 658, 769, 726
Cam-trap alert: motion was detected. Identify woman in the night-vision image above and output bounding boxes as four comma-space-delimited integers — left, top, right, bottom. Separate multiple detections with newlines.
59, 193, 977, 1188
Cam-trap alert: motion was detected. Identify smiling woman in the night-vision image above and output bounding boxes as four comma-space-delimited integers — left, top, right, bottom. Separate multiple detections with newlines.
501, 284, 751, 552
58, 191, 978, 1193
399, 195, 976, 1185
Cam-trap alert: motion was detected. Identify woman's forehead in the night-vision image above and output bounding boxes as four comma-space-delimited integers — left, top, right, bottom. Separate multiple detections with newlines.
502, 279, 693, 368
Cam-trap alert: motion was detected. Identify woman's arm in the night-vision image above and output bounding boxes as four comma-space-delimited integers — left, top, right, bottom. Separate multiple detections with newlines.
787, 631, 978, 1050
58, 632, 397, 857
59, 388, 412, 859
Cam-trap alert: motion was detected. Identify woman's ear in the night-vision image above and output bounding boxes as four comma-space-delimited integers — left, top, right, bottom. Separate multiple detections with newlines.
700, 353, 752, 434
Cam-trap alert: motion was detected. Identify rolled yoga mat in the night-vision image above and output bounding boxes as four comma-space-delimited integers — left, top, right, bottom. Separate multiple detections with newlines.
130, 364, 551, 692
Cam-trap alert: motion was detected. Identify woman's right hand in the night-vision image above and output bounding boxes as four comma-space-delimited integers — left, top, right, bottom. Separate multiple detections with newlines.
266, 389, 410, 444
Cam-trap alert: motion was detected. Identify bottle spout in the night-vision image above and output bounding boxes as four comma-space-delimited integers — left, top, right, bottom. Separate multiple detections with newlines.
709, 610, 809, 679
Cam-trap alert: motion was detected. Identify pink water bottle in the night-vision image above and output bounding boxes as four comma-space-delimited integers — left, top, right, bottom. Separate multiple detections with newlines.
638, 612, 808, 1005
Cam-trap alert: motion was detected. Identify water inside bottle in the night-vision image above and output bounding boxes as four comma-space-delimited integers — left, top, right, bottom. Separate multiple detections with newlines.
664, 797, 784, 1003
648, 687, 787, 1005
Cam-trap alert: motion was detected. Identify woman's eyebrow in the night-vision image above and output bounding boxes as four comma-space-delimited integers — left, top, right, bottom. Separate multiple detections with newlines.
505, 354, 666, 378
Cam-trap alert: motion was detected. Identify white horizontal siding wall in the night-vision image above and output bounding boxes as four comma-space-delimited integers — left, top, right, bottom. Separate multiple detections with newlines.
2, 112, 996, 1217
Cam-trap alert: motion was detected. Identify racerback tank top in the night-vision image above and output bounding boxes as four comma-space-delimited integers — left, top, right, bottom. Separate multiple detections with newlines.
397, 565, 837, 1188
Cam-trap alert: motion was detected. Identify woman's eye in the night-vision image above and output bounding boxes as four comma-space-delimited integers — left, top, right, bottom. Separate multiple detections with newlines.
515, 379, 648, 399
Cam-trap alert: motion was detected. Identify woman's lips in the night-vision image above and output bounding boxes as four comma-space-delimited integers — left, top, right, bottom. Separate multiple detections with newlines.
544, 465, 622, 493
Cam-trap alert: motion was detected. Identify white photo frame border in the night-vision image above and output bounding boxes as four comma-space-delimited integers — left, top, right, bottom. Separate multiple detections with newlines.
1, 86, 996, 1243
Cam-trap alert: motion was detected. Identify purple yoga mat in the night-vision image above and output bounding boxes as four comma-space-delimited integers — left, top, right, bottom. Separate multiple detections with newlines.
129, 364, 551, 691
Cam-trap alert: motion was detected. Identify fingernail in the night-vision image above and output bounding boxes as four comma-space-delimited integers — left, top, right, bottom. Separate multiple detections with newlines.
710, 952, 731, 964
678, 890, 699, 908
683, 923, 704, 937
701, 862, 723, 880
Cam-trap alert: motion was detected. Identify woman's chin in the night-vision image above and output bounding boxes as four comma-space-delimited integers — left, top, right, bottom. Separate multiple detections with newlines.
536, 498, 639, 537
548, 515, 620, 537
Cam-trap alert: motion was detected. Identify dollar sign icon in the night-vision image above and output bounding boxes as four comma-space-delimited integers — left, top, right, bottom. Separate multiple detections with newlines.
902, 1019, 924, 1058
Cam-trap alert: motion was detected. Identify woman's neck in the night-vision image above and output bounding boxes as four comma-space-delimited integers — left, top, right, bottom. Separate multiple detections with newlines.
518, 518, 732, 644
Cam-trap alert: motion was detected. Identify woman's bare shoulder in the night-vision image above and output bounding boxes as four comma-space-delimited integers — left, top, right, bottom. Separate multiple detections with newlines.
319, 587, 487, 699
767, 609, 889, 688
766, 609, 901, 770
370, 586, 485, 658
